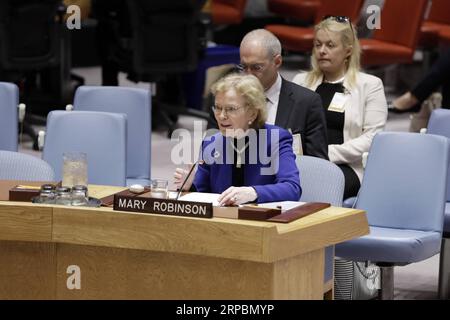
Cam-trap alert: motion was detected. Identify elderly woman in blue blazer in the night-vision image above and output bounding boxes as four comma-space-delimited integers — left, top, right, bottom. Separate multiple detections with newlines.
174, 73, 301, 206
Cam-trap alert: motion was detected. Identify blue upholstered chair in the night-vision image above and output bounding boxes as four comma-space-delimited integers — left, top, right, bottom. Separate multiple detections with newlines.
296, 155, 345, 299
0, 82, 19, 151
72, 86, 151, 186
42, 111, 127, 186
0, 150, 54, 181
426, 109, 450, 299
335, 132, 449, 299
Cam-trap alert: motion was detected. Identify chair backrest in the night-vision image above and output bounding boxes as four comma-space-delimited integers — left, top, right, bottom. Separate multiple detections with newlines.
0, 0, 61, 70
0, 82, 18, 151
314, 0, 364, 24
73, 86, 151, 182
296, 155, 345, 285
372, 0, 428, 48
126, 0, 203, 75
356, 132, 449, 233
214, 0, 246, 9
0, 150, 54, 181
426, 0, 450, 24
212, 0, 248, 25
268, 0, 321, 22
296, 155, 345, 206
427, 108, 450, 202
43, 110, 127, 186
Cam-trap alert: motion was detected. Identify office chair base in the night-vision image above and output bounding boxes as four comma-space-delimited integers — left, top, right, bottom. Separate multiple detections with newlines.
158, 107, 177, 138
22, 113, 47, 151
154, 101, 215, 138
378, 266, 394, 300
438, 237, 450, 299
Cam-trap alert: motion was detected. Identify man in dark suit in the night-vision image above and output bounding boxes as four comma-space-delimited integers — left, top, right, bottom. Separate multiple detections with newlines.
238, 29, 328, 159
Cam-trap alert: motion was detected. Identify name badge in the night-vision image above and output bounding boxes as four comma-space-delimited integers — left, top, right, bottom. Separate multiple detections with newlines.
292, 133, 303, 156
328, 92, 347, 113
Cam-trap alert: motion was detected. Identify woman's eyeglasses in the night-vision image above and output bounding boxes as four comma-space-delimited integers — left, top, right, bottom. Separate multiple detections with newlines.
322, 15, 354, 36
212, 105, 246, 116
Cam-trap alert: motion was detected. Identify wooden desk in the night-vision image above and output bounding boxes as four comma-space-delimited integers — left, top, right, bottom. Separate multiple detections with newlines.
0, 185, 368, 299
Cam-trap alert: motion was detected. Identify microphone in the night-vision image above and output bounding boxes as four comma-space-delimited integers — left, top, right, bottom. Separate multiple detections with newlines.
176, 160, 204, 200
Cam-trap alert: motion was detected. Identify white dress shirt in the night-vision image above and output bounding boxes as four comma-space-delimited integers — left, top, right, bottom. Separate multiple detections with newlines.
264, 73, 282, 125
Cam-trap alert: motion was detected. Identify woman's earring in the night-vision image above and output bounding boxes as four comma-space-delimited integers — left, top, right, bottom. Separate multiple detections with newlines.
248, 120, 253, 125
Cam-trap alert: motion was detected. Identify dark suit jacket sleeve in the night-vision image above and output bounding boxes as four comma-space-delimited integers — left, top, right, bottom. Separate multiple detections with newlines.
304, 93, 329, 160
252, 130, 302, 203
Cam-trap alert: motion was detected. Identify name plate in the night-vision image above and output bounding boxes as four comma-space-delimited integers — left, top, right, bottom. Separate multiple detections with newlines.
113, 194, 213, 219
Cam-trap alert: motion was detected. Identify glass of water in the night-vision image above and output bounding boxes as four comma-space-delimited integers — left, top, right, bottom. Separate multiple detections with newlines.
62, 152, 88, 188
150, 179, 168, 199
71, 185, 89, 206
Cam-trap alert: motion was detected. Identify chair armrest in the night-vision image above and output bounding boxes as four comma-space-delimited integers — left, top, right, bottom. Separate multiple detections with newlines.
343, 197, 357, 208
362, 152, 369, 169
18, 103, 26, 123
38, 130, 46, 151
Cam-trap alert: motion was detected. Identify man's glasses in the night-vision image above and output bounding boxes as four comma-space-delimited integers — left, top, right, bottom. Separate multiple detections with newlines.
236, 63, 265, 73
212, 105, 246, 116
322, 15, 354, 37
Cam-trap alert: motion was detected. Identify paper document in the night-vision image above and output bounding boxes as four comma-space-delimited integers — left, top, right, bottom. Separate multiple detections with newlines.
256, 201, 304, 212
178, 195, 304, 211
178, 192, 221, 206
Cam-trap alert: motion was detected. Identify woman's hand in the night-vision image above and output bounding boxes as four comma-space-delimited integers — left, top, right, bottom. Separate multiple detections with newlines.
173, 164, 195, 191
218, 186, 257, 206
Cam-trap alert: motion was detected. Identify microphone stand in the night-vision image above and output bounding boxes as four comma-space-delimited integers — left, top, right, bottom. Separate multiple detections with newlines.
176, 160, 204, 200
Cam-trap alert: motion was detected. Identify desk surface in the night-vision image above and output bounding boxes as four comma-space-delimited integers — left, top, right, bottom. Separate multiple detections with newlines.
0, 184, 368, 263
0, 184, 369, 299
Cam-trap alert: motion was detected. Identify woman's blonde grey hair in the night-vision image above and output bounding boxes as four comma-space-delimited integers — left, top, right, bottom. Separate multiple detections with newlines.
211, 73, 267, 128
306, 17, 361, 88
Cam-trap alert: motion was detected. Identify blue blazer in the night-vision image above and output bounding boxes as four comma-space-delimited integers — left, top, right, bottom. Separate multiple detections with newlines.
193, 124, 301, 203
